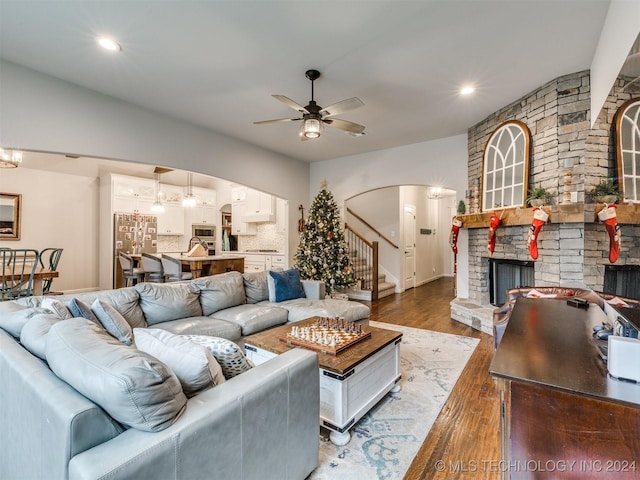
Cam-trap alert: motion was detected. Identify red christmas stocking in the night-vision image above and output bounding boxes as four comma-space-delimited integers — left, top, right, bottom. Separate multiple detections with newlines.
527, 207, 549, 260
487, 214, 502, 255
598, 204, 620, 263
450, 218, 462, 254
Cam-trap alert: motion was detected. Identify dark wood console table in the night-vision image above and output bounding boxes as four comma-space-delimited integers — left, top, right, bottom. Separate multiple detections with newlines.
489, 298, 640, 479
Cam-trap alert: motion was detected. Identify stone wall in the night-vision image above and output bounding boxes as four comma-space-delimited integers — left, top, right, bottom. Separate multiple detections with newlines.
465, 71, 640, 305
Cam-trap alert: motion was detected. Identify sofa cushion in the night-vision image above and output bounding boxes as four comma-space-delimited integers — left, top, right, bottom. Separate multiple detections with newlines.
150, 316, 242, 340
46, 318, 187, 432
134, 328, 225, 397
41, 298, 73, 319
183, 335, 253, 380
212, 304, 288, 336
268, 269, 306, 302
135, 282, 202, 325
67, 298, 100, 323
0, 306, 50, 337
193, 272, 246, 315
272, 298, 370, 323
19, 313, 62, 359
243, 270, 270, 304
91, 299, 134, 345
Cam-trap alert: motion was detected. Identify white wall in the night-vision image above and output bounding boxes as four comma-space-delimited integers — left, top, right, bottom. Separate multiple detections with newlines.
0, 166, 100, 292
0, 60, 310, 262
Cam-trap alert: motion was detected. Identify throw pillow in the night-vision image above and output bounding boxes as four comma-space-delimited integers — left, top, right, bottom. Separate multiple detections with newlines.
46, 318, 186, 432
267, 268, 306, 303
606, 296, 630, 307
20, 313, 62, 359
67, 298, 100, 323
0, 306, 50, 338
91, 299, 134, 345
525, 289, 557, 299
41, 298, 73, 319
183, 335, 253, 380
134, 328, 225, 397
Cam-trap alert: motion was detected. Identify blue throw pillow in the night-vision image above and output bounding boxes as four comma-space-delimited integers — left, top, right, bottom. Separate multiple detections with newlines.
268, 269, 306, 302
67, 298, 100, 323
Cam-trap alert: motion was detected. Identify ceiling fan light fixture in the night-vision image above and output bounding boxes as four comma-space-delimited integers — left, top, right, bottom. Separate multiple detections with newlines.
302, 117, 322, 139
97, 36, 122, 52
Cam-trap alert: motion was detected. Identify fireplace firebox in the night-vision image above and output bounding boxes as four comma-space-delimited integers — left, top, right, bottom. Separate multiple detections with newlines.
489, 258, 535, 306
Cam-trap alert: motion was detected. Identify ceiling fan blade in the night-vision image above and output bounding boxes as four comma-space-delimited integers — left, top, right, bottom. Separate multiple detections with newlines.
272, 95, 309, 114
323, 118, 366, 135
253, 117, 301, 125
319, 97, 364, 118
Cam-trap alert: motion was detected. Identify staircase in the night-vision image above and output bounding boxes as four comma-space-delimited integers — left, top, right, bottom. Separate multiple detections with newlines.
342, 221, 397, 301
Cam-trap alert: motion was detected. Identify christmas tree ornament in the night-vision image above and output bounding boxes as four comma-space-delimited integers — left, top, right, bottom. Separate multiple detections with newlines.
597, 204, 621, 263
527, 207, 549, 260
450, 217, 463, 254
487, 213, 502, 255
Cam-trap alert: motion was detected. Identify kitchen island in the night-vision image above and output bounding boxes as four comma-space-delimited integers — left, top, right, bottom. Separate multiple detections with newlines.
166, 254, 244, 278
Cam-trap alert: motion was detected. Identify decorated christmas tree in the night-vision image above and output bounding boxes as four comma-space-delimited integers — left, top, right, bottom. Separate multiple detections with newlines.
294, 187, 356, 293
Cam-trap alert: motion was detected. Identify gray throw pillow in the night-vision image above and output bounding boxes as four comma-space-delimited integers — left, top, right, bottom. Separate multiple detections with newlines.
134, 328, 225, 397
67, 298, 100, 323
91, 299, 133, 345
46, 318, 186, 432
183, 335, 253, 380
41, 298, 73, 319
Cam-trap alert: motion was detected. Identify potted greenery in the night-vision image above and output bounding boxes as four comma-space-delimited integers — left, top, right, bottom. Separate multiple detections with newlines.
526, 186, 552, 207
591, 179, 623, 204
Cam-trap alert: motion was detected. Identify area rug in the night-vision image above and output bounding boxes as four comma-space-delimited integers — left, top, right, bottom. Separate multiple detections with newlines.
308, 321, 479, 480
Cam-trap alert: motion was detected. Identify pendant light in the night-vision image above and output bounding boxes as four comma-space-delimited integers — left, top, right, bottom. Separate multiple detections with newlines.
151, 172, 165, 213
182, 172, 197, 207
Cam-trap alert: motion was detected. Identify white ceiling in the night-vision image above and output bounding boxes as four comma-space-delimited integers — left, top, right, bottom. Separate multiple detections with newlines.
0, 0, 613, 164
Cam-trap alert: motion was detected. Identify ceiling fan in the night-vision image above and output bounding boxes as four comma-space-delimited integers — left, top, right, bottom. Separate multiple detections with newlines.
254, 69, 366, 140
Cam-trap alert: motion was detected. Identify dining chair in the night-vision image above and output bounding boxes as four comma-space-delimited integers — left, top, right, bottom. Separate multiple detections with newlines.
141, 253, 165, 283
38, 247, 63, 295
161, 254, 193, 282
1, 248, 39, 300
118, 252, 145, 287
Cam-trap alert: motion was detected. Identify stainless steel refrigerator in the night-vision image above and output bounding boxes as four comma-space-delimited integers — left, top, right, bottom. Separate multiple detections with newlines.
113, 213, 158, 288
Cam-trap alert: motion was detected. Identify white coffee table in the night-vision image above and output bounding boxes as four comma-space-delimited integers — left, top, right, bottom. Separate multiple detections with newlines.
244, 317, 402, 445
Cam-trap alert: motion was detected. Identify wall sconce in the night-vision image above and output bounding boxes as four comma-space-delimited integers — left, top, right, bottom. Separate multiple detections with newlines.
0, 148, 23, 168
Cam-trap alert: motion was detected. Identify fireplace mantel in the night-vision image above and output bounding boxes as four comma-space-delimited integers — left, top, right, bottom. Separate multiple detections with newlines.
458, 202, 640, 228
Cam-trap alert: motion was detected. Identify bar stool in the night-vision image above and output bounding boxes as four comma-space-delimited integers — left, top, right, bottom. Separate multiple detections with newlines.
119, 253, 145, 287
161, 254, 193, 282
141, 253, 165, 283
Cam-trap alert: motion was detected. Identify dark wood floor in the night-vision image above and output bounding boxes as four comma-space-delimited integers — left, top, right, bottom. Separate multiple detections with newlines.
369, 276, 501, 480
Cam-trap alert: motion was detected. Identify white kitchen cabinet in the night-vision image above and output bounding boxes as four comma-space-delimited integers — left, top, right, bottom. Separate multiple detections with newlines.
231, 201, 256, 235
276, 198, 287, 233
188, 187, 217, 224
231, 187, 247, 202
156, 184, 186, 235
192, 187, 217, 208
112, 176, 155, 214
242, 189, 275, 223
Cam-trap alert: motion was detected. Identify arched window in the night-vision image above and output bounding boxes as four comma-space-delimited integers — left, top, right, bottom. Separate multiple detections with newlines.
615, 97, 640, 202
482, 120, 530, 211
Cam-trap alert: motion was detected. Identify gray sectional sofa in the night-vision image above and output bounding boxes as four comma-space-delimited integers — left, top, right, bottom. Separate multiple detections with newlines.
0, 270, 370, 480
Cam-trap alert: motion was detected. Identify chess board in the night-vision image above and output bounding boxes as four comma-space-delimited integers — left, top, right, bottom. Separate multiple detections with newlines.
279, 317, 371, 355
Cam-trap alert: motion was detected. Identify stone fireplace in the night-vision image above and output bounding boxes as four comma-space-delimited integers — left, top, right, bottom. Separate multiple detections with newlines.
451, 70, 640, 334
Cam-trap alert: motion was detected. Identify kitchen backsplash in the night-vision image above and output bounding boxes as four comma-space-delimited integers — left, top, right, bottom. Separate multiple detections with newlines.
238, 223, 285, 253
157, 222, 286, 254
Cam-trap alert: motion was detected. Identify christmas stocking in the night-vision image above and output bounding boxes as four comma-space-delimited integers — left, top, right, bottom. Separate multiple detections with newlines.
598, 204, 620, 263
450, 218, 462, 254
487, 214, 502, 255
527, 207, 549, 260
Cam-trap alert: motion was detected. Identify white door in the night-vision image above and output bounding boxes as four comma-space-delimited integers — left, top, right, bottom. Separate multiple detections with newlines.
403, 205, 416, 291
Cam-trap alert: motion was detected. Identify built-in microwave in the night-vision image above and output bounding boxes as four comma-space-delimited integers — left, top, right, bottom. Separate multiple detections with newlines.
192, 224, 215, 238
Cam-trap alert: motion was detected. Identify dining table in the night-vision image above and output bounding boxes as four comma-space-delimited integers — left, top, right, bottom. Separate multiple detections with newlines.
1, 268, 59, 297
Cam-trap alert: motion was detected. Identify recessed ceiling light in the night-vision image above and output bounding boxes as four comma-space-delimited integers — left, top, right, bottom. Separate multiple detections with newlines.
460, 85, 475, 96
97, 37, 122, 52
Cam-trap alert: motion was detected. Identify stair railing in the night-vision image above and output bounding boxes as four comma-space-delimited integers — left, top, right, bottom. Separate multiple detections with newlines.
344, 224, 379, 301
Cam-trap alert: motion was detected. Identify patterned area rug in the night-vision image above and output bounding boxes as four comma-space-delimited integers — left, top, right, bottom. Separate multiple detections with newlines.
308, 321, 479, 480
